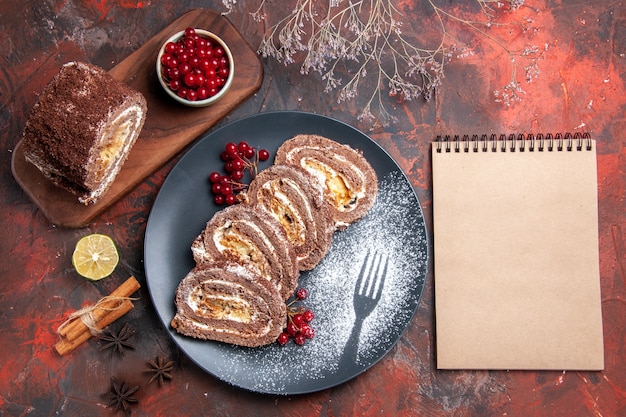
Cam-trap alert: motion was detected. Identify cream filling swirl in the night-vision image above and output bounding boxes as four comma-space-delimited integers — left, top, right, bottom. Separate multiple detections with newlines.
211, 219, 282, 289
300, 156, 366, 212
185, 279, 272, 335
81, 104, 144, 203
260, 178, 312, 245
188, 281, 252, 323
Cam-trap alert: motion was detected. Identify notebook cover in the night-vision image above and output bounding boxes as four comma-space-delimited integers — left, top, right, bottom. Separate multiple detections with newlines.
432, 135, 604, 370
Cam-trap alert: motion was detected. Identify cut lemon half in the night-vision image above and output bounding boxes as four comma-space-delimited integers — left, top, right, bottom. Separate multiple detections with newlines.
72, 234, 119, 280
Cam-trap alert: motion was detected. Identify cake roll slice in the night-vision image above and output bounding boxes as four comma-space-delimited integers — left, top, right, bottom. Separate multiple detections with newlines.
191, 204, 298, 300
22, 61, 147, 205
244, 164, 334, 271
171, 263, 286, 347
275, 134, 378, 230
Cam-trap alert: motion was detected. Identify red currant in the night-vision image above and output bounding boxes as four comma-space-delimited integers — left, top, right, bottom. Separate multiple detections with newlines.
209, 172, 221, 183
165, 42, 178, 54
237, 141, 250, 154
277, 332, 290, 346
209, 138, 273, 205
168, 66, 180, 79
258, 149, 270, 161
160, 53, 172, 66
206, 77, 218, 89
178, 63, 192, 75
197, 86, 209, 100
286, 322, 298, 336
300, 323, 315, 339
183, 73, 196, 87
296, 288, 308, 300
292, 313, 304, 328
303, 309, 314, 322
224, 142, 238, 158
231, 170, 244, 181
243, 147, 255, 159
186, 89, 198, 101
279, 288, 316, 346
178, 51, 190, 63
225, 194, 237, 205
200, 58, 211, 72
218, 67, 230, 78
189, 56, 201, 69
168, 79, 181, 91
161, 28, 231, 102
294, 333, 306, 346
196, 37, 207, 49
231, 158, 245, 172
220, 184, 233, 196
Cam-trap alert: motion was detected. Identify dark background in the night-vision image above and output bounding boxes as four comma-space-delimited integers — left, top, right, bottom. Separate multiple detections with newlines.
1, 1, 624, 416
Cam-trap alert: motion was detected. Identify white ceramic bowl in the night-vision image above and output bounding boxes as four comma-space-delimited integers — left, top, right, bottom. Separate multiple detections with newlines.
156, 29, 234, 107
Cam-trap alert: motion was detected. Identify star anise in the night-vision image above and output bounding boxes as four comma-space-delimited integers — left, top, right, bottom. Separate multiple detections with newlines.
105, 376, 139, 416
99, 323, 135, 357
146, 355, 175, 386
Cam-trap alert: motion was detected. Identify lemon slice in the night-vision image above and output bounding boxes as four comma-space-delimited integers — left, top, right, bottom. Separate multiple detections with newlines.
72, 234, 119, 280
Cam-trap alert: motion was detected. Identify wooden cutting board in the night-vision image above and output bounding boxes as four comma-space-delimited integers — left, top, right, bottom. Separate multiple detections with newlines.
11, 9, 263, 228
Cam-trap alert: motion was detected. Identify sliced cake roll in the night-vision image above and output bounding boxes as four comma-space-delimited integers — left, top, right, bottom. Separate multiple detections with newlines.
171, 263, 286, 347
191, 204, 298, 300
275, 134, 378, 230
244, 164, 334, 271
22, 61, 147, 205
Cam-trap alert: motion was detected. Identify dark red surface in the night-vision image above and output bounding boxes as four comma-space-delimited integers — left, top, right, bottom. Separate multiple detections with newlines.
1, 1, 624, 416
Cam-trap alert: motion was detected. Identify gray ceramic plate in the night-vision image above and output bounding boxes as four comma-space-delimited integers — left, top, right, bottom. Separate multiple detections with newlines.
144, 111, 428, 395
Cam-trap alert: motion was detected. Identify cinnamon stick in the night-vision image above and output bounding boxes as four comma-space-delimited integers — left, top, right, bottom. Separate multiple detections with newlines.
54, 299, 134, 355
59, 276, 140, 341
54, 276, 140, 356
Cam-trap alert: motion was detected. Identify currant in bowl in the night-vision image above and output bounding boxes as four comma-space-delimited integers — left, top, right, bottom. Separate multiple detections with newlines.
156, 28, 234, 107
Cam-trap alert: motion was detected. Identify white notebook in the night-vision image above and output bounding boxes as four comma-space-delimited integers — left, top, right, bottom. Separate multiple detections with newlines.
432, 134, 604, 370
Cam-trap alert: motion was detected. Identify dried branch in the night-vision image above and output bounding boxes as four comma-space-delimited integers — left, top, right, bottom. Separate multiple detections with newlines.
224, 0, 543, 125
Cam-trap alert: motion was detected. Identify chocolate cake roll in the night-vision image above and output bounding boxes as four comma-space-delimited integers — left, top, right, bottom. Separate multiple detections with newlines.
244, 164, 334, 271
274, 134, 378, 229
171, 263, 286, 347
21, 61, 147, 205
191, 204, 298, 300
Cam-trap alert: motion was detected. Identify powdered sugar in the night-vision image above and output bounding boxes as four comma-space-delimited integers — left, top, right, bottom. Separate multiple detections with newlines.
208, 169, 428, 394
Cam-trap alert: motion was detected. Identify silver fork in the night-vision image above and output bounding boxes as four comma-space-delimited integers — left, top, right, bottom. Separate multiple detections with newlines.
339, 250, 388, 367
